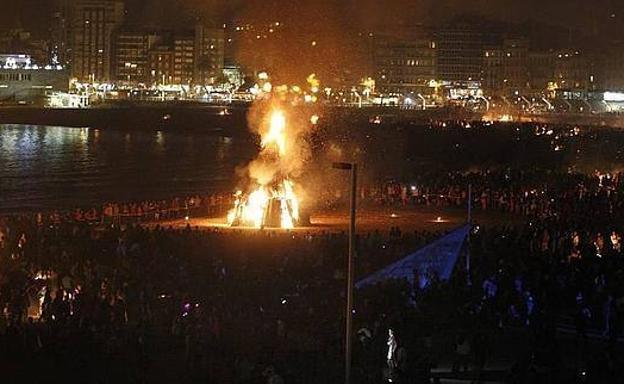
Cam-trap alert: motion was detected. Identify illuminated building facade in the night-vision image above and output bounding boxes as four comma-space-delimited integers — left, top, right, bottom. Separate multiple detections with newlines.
553, 50, 593, 91
148, 46, 174, 86
105, 25, 226, 87
435, 25, 486, 83
173, 34, 195, 85
69, 0, 124, 82
482, 38, 529, 95
373, 32, 437, 95
194, 25, 225, 85
113, 30, 164, 85
0, 55, 69, 104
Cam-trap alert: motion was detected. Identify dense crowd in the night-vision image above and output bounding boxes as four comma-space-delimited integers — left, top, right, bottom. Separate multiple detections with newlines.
0, 213, 446, 383
326, 169, 623, 222
7, 193, 234, 226
3, 165, 624, 382
9, 167, 623, 229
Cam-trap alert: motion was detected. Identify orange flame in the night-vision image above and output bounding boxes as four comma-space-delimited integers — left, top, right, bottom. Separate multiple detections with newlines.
228, 108, 300, 228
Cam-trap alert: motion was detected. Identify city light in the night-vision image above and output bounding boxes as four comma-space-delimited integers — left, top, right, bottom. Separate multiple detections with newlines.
4, 3, 624, 384
604, 92, 624, 102
0, 0, 622, 111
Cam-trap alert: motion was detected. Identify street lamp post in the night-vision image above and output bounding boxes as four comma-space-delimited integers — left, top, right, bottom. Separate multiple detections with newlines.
333, 162, 357, 384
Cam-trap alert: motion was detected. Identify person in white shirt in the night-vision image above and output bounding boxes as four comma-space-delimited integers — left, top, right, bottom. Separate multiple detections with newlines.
387, 328, 397, 369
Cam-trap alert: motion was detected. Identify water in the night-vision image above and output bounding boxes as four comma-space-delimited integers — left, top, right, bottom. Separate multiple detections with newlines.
0, 124, 255, 213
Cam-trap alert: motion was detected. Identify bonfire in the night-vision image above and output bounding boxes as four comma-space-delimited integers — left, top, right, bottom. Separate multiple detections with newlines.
227, 109, 301, 229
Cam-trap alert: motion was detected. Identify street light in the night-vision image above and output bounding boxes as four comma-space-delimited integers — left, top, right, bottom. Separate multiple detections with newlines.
332, 162, 357, 384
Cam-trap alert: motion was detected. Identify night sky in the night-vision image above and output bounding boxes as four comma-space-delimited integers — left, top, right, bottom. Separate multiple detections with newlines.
2, 0, 622, 37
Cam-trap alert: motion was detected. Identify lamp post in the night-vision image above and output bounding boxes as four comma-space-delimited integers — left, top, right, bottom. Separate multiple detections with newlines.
332, 162, 357, 384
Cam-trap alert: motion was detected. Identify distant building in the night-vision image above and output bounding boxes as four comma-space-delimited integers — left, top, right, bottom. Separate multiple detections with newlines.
173, 33, 195, 85
0, 29, 50, 65
527, 51, 555, 93
194, 25, 225, 86
0, 55, 69, 104
148, 46, 174, 86
113, 30, 165, 85
598, 45, 624, 91
68, 0, 124, 82
482, 38, 529, 95
435, 25, 487, 83
104, 24, 227, 87
50, 0, 72, 65
553, 50, 593, 91
373, 31, 436, 95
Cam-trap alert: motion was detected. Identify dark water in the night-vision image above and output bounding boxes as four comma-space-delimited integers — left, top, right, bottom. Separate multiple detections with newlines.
0, 124, 255, 213
4, 120, 624, 214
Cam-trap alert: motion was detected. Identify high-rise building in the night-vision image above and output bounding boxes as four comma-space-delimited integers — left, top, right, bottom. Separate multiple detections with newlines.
527, 51, 555, 92
482, 38, 529, 95
105, 24, 225, 87
173, 33, 195, 85
373, 31, 436, 95
68, 0, 124, 82
553, 50, 592, 91
50, 0, 72, 66
113, 30, 164, 85
194, 25, 225, 86
148, 45, 174, 86
435, 25, 487, 83
595, 43, 624, 91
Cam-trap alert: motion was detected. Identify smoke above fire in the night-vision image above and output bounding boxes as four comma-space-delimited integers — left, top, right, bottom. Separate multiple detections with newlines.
228, 84, 320, 228
245, 100, 312, 184
123, 0, 614, 80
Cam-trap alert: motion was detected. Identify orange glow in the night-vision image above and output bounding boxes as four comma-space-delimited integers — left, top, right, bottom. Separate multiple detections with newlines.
262, 109, 287, 155
228, 108, 301, 229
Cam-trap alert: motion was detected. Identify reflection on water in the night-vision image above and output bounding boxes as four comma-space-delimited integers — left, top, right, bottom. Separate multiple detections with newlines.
0, 125, 253, 213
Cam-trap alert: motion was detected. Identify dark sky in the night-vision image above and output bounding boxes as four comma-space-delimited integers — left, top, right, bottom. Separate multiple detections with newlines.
2, 0, 622, 35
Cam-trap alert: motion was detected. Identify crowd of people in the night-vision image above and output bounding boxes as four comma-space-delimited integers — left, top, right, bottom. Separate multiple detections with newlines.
3, 165, 624, 382
8, 166, 623, 229
0, 210, 445, 383
324, 169, 623, 222
6, 193, 234, 227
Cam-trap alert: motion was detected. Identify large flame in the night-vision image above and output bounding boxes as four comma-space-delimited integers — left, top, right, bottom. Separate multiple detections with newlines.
262, 110, 287, 156
228, 108, 301, 229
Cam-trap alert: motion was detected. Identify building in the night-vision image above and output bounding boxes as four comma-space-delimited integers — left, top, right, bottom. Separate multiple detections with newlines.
553, 50, 593, 91
482, 38, 529, 95
104, 24, 225, 87
0, 55, 69, 104
173, 33, 195, 85
598, 45, 624, 91
148, 46, 174, 86
50, 0, 72, 65
69, 0, 124, 82
373, 31, 436, 95
482, 46, 503, 93
0, 29, 51, 65
194, 25, 225, 86
435, 25, 487, 83
113, 30, 164, 85
527, 51, 555, 93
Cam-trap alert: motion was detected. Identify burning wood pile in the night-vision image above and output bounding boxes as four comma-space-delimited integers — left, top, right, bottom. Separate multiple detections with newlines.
227, 109, 303, 229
